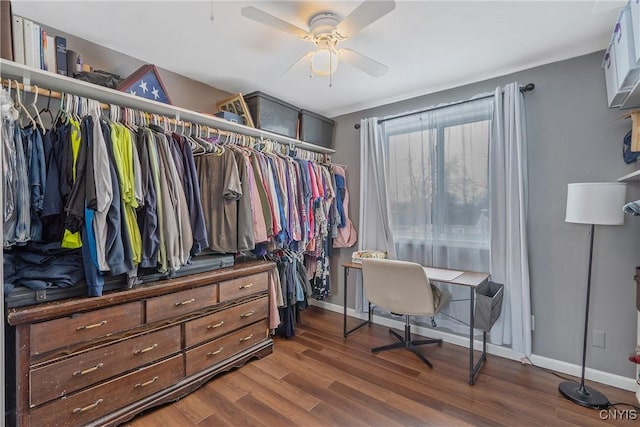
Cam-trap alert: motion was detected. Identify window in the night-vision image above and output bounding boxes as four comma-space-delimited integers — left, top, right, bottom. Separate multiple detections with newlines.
384, 99, 492, 252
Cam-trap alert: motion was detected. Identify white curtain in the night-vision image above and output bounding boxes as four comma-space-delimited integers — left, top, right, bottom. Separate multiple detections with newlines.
489, 82, 532, 356
356, 117, 397, 311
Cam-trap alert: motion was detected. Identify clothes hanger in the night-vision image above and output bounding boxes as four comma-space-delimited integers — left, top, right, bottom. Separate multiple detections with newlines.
14, 80, 36, 128
28, 85, 45, 129
38, 88, 55, 126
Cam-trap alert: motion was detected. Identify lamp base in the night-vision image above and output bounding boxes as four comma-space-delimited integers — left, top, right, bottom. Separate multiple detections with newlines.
559, 381, 610, 409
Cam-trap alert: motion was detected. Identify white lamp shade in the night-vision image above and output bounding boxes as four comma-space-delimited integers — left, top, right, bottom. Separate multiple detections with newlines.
311, 49, 338, 76
565, 182, 627, 225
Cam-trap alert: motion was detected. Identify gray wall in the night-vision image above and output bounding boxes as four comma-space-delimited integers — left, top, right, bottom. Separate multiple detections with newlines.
37, 23, 232, 113
329, 51, 640, 378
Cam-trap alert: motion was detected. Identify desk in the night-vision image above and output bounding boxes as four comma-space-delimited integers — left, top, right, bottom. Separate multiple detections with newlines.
341, 262, 490, 385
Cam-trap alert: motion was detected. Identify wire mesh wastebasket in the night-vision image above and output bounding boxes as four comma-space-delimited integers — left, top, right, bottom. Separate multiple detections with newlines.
474, 281, 504, 332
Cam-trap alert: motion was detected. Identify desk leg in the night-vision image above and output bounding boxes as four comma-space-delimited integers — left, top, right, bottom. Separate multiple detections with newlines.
343, 266, 349, 338
343, 266, 371, 338
468, 286, 487, 385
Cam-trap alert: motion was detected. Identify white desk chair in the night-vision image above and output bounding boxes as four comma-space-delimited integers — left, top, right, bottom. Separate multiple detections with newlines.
361, 258, 450, 369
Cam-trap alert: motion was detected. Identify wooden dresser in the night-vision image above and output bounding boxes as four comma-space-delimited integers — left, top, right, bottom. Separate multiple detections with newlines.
5, 261, 275, 427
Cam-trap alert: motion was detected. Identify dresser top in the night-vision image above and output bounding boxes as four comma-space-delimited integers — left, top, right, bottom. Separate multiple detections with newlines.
7, 260, 275, 326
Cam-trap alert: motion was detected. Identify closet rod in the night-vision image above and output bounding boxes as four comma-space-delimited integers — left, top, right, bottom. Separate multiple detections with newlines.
355, 82, 535, 128
1, 79, 330, 163
0, 59, 335, 154
2, 79, 231, 137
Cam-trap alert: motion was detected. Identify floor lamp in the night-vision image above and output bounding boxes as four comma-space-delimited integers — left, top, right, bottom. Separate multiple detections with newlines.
560, 182, 627, 409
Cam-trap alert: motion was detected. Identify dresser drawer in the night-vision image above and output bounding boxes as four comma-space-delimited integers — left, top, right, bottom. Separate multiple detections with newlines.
218, 272, 268, 302
146, 284, 218, 323
30, 325, 181, 407
30, 355, 184, 427
184, 296, 268, 348
185, 320, 268, 376
30, 302, 143, 356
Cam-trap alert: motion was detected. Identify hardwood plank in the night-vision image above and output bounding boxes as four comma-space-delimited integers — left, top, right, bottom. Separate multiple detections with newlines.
199, 389, 265, 427
296, 330, 424, 378
235, 393, 299, 427
196, 412, 233, 427
203, 373, 249, 402
126, 306, 638, 427
223, 368, 326, 425
174, 389, 220, 424
241, 363, 321, 412
284, 373, 407, 427
249, 346, 294, 379
282, 373, 376, 427
124, 403, 195, 427
327, 380, 437, 426
300, 347, 469, 412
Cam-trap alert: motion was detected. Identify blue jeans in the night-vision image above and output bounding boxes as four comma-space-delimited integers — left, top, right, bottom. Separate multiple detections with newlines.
22, 126, 46, 240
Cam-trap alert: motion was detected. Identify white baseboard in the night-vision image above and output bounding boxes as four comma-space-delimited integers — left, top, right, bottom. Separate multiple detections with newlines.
308, 300, 637, 392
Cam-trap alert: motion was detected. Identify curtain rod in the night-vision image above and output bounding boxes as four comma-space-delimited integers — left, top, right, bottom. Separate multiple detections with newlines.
355, 83, 535, 129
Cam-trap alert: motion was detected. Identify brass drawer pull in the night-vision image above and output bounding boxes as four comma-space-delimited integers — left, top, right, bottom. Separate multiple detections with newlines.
76, 320, 107, 331
133, 344, 158, 355
134, 376, 158, 388
207, 321, 224, 330
175, 298, 195, 307
73, 363, 104, 376
240, 311, 256, 318
206, 347, 224, 357
72, 399, 103, 413
239, 334, 254, 343
239, 283, 254, 290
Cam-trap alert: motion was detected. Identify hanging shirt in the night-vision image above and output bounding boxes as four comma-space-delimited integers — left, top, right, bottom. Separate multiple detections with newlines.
91, 110, 114, 271
136, 128, 160, 268
156, 130, 192, 268
61, 117, 85, 249
251, 152, 274, 237
111, 123, 142, 265
196, 148, 242, 253
232, 147, 255, 252
244, 150, 267, 244
173, 133, 209, 255
146, 129, 167, 272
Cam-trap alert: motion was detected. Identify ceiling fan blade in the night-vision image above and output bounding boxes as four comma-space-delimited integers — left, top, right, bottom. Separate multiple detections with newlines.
281, 52, 313, 77
335, 0, 396, 38
241, 6, 310, 39
338, 48, 388, 77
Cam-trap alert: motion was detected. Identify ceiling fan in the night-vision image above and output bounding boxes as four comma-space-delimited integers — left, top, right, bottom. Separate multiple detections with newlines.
241, 0, 396, 79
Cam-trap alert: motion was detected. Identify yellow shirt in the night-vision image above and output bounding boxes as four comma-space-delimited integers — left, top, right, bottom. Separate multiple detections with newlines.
61, 117, 83, 249
111, 123, 142, 265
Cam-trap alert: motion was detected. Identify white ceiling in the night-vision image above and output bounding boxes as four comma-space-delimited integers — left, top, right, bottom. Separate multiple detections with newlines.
12, 0, 624, 118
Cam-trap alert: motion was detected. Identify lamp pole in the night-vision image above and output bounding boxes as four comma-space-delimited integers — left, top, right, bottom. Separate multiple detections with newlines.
558, 224, 610, 409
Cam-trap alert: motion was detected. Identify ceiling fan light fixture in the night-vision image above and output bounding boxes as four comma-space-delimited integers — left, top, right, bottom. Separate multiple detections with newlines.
311, 49, 338, 76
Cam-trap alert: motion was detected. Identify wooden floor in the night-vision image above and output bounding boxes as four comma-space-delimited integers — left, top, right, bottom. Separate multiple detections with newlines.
125, 306, 639, 426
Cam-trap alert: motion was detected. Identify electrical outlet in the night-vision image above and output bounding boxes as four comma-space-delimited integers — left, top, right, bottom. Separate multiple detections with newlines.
592, 330, 606, 348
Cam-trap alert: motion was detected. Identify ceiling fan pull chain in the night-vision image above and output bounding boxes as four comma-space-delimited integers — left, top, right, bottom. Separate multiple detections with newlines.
329, 52, 333, 88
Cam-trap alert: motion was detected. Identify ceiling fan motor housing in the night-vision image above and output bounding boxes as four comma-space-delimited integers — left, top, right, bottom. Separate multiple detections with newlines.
309, 12, 344, 41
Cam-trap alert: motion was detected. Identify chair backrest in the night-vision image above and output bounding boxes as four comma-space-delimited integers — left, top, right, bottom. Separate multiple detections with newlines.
361, 258, 436, 316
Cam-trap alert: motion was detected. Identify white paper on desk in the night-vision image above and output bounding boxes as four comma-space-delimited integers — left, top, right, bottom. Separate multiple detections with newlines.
424, 267, 463, 281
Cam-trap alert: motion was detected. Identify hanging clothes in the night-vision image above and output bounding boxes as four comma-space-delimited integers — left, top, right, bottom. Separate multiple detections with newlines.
196, 148, 242, 253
